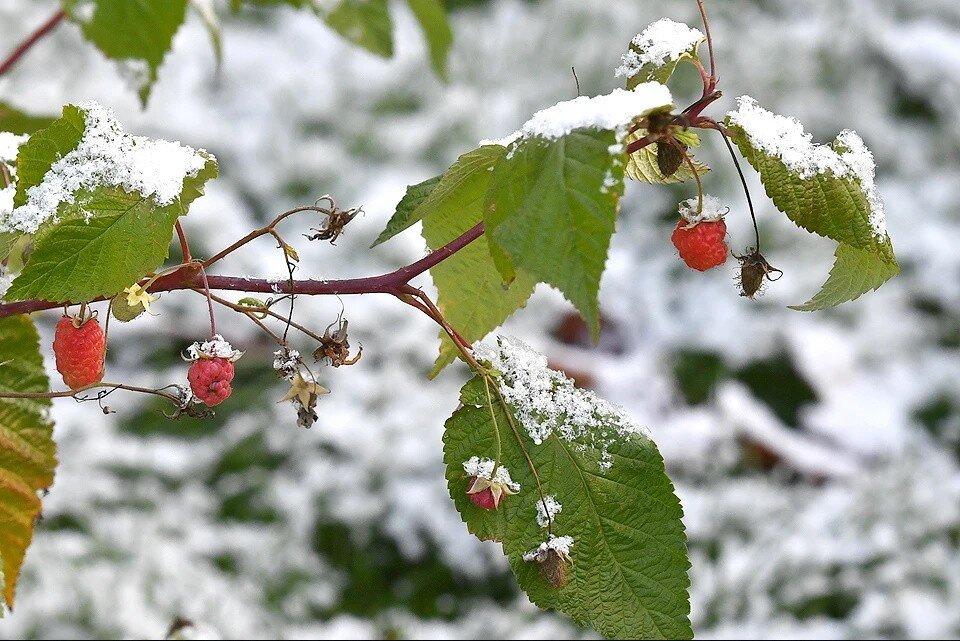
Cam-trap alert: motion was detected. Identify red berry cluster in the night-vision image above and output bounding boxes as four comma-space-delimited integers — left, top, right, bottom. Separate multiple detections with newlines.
671, 219, 729, 271
187, 358, 235, 407
53, 315, 106, 389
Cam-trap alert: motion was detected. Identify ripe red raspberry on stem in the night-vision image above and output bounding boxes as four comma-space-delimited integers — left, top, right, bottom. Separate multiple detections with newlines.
671, 218, 729, 271
671, 194, 730, 272
53, 314, 106, 390
183, 334, 244, 407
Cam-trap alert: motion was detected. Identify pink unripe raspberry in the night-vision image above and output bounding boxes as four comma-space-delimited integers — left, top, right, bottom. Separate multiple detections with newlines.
467, 477, 499, 510
187, 357, 235, 407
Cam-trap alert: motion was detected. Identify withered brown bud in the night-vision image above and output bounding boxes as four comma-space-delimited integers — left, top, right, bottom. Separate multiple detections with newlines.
529, 547, 572, 590
735, 249, 783, 299
657, 141, 686, 177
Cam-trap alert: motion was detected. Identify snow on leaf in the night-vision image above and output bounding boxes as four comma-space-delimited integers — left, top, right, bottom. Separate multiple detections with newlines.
727, 96, 887, 240
616, 19, 704, 87
4, 102, 210, 236
443, 346, 691, 639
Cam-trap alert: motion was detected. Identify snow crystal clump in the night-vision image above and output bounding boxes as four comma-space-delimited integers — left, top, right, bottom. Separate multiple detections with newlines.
615, 18, 704, 79
0, 132, 28, 220
1, 101, 210, 235
273, 349, 301, 380
523, 535, 575, 562
678, 194, 728, 224
462, 456, 521, 492
727, 96, 887, 238
480, 84, 673, 147
474, 335, 647, 470
186, 334, 244, 361
536, 496, 563, 527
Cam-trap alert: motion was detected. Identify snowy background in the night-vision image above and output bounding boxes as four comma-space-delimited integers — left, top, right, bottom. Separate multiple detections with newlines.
2, 0, 960, 638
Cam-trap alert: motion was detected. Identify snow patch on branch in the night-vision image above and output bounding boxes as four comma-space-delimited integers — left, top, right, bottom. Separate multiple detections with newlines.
481, 84, 673, 147
615, 19, 704, 79
727, 96, 887, 239
1, 101, 211, 235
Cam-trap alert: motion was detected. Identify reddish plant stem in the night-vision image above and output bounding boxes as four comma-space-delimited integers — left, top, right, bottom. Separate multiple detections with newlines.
175, 221, 192, 262
0, 10, 65, 76
694, 0, 717, 93
0, 222, 487, 318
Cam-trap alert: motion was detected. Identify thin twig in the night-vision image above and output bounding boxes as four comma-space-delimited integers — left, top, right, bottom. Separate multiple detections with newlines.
713, 122, 761, 249
175, 221, 192, 263
0, 9, 65, 76
694, 0, 717, 91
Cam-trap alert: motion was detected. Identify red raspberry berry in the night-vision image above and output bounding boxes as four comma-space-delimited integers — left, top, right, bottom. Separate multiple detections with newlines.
467, 477, 498, 510
53, 315, 106, 389
187, 358, 235, 407
671, 219, 729, 271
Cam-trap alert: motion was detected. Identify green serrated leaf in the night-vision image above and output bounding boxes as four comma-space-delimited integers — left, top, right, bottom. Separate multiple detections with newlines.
406, 0, 452, 79
484, 130, 626, 339
63, 0, 189, 105
420, 146, 536, 375
324, 0, 393, 59
624, 129, 709, 185
371, 173, 442, 247
727, 122, 893, 260
0, 315, 56, 609
790, 242, 900, 311
0, 103, 56, 136
6, 155, 217, 303
444, 371, 691, 639
726, 120, 898, 308
14, 105, 86, 208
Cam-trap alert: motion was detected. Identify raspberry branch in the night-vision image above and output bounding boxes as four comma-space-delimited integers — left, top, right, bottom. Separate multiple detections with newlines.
0, 9, 65, 76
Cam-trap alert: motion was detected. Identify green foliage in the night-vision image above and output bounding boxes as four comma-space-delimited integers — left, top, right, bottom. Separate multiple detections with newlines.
444, 375, 691, 640
371, 173, 442, 247
324, 0, 394, 59
790, 243, 900, 312
406, 0, 454, 79
727, 123, 899, 309
484, 129, 626, 339
0, 103, 55, 136
13, 105, 86, 208
5, 154, 217, 303
62, 0, 189, 105
419, 146, 536, 374
0, 315, 56, 609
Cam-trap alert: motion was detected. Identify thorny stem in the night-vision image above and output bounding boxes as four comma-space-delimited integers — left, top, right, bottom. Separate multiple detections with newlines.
0, 9, 65, 77
0, 221, 488, 318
